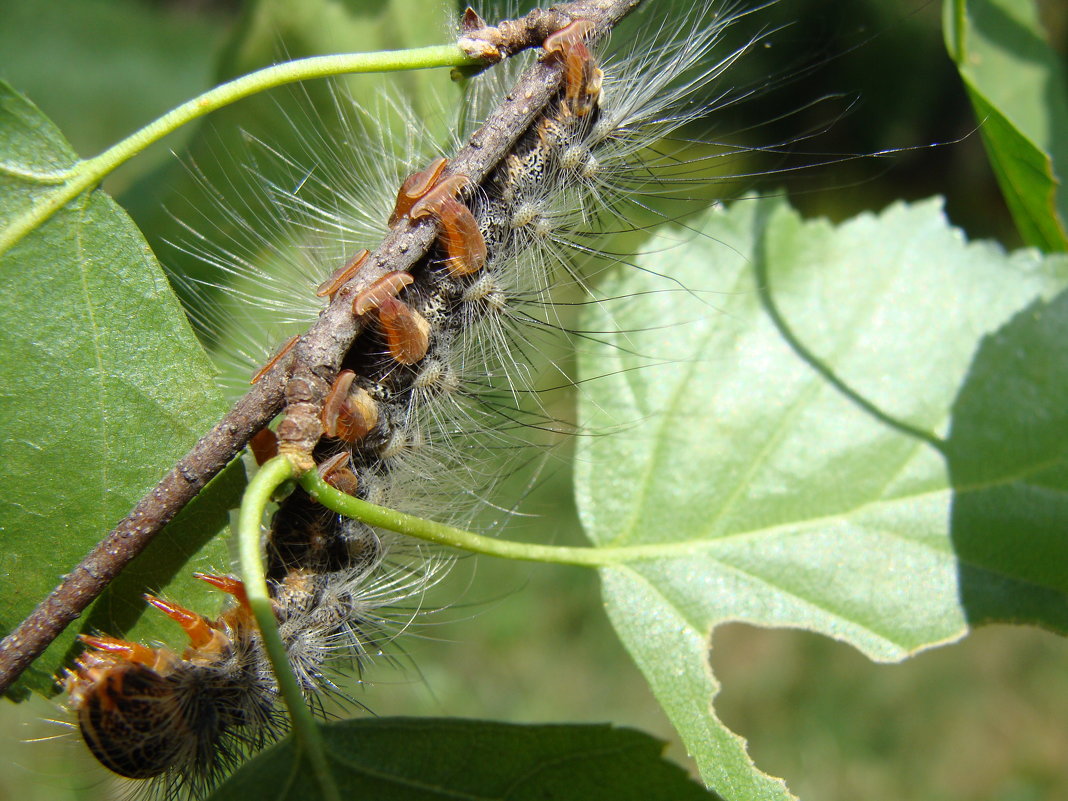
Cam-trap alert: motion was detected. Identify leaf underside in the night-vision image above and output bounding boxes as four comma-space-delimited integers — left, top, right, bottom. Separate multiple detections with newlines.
576, 197, 1068, 799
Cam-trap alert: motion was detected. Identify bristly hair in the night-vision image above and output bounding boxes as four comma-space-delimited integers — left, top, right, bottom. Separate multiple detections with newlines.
66, 1, 823, 797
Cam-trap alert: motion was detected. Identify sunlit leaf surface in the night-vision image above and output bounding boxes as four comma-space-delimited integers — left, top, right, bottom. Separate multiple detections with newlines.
576, 197, 1068, 799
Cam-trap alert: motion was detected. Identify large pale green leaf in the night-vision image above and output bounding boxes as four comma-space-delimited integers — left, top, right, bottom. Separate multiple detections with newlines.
575, 197, 1068, 800
944, 0, 1068, 251
0, 82, 238, 696
209, 718, 718, 801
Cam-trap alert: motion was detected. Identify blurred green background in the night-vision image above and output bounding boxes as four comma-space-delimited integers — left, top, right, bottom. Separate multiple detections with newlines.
2, 0, 1067, 799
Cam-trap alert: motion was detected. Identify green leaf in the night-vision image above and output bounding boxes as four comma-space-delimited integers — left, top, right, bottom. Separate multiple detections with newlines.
209, 718, 719, 801
575, 197, 1068, 800
944, 0, 1068, 251
0, 82, 237, 696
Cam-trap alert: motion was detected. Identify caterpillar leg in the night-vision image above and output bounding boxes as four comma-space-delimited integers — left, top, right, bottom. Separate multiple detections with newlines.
195, 572, 252, 611
390, 157, 448, 224
322, 369, 380, 443
377, 296, 432, 365
316, 451, 360, 495
250, 334, 300, 385
73, 634, 162, 669
543, 19, 603, 117
143, 594, 219, 650
353, 270, 415, 316
392, 158, 488, 277
316, 249, 370, 300
410, 176, 487, 276
249, 427, 279, 465
351, 271, 431, 365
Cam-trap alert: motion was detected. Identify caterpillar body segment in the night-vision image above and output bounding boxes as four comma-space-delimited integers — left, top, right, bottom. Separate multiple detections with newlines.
64, 577, 282, 790
72, 660, 199, 780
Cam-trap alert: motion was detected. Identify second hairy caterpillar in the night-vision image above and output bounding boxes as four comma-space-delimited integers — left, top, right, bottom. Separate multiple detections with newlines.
61, 0, 783, 796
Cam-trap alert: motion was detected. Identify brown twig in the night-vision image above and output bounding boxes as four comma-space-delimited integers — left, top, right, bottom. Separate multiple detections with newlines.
0, 367, 291, 695
459, 6, 574, 61
0, 0, 640, 697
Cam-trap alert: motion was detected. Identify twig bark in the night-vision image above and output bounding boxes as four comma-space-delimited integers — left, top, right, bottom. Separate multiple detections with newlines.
0, 0, 640, 696
0, 369, 291, 694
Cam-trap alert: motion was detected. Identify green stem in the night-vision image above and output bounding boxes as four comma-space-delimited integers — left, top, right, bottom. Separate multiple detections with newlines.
0, 45, 480, 259
239, 456, 340, 801
300, 470, 702, 567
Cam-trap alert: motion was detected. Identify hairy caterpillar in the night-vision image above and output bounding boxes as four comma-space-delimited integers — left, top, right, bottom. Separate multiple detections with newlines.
58, 0, 807, 796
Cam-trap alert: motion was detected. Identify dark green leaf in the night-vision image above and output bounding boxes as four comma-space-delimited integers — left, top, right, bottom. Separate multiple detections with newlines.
209, 718, 718, 801
575, 197, 1068, 799
944, 0, 1068, 251
0, 82, 237, 696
